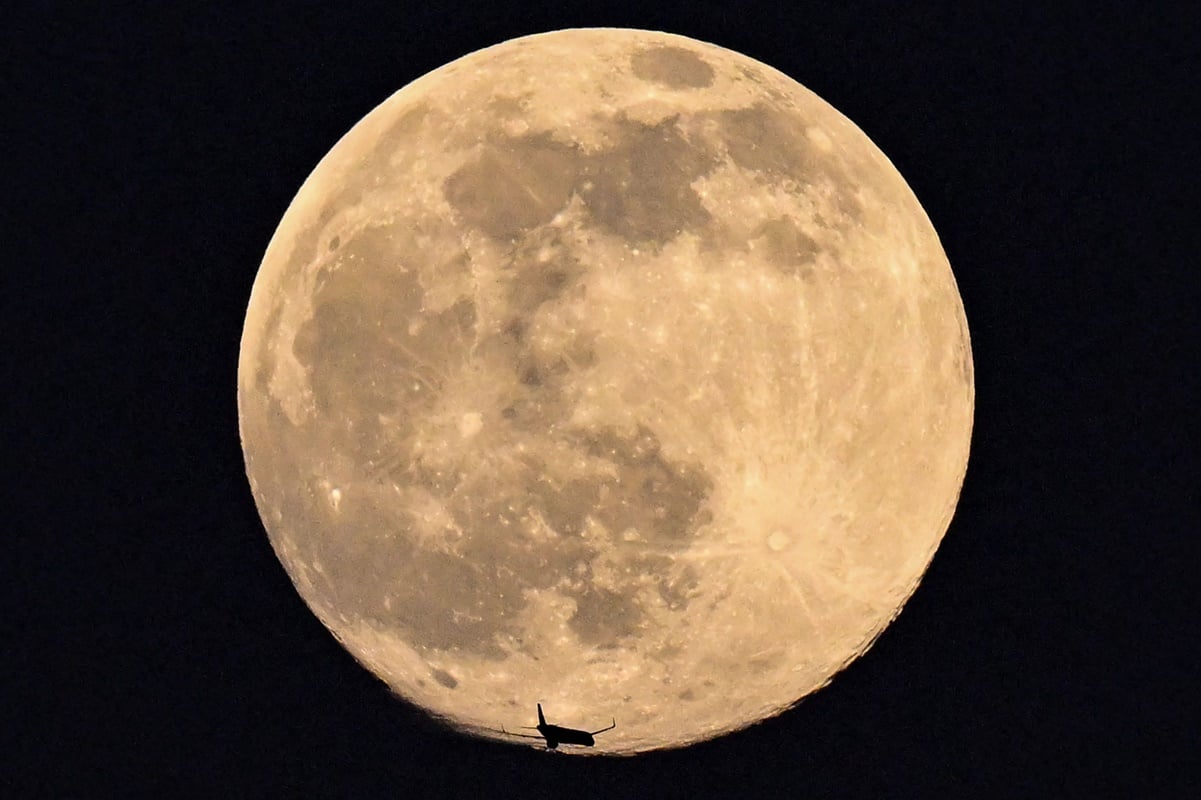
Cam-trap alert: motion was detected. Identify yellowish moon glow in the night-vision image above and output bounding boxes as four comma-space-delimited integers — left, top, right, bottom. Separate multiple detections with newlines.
238, 28, 973, 753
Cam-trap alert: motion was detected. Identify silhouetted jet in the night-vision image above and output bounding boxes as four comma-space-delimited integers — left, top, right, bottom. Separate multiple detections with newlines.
501, 704, 616, 750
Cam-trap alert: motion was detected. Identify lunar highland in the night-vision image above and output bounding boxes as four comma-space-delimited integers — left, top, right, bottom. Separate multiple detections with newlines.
238, 29, 974, 753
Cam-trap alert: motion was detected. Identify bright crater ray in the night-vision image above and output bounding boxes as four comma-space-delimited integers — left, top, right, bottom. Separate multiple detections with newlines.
238, 29, 974, 753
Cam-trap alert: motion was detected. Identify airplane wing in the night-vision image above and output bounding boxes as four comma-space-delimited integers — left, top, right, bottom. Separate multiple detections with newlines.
499, 724, 546, 741
589, 718, 617, 735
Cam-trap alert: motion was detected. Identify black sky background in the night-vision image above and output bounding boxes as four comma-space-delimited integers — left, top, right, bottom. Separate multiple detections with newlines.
8, 2, 1197, 796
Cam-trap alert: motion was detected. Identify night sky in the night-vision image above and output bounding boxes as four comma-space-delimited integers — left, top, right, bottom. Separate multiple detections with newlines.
10, 2, 1196, 796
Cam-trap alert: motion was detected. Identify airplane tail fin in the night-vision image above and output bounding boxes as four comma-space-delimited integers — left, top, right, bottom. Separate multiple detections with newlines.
537, 703, 546, 727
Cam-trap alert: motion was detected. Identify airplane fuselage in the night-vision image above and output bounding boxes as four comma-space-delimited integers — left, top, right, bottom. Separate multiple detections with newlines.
539, 724, 596, 749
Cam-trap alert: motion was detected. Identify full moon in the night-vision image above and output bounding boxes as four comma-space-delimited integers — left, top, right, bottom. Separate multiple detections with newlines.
238, 29, 973, 753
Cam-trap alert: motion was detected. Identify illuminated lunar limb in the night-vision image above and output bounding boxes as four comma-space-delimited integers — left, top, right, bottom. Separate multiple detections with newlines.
238, 29, 973, 753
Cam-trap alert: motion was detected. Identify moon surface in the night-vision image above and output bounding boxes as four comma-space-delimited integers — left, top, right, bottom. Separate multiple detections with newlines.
238, 28, 973, 753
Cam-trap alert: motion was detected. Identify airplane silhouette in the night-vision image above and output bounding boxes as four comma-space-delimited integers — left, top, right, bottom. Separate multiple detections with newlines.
501, 704, 616, 750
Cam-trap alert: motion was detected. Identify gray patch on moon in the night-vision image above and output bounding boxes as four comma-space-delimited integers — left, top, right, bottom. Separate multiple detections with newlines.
375, 103, 432, 157
630, 45, 716, 89
430, 667, 459, 689
487, 93, 528, 118
292, 223, 476, 421
747, 651, 785, 674
474, 327, 587, 433
575, 425, 714, 544
719, 103, 814, 176
298, 503, 422, 636
569, 586, 643, 646
506, 228, 589, 311
712, 103, 865, 227
579, 116, 716, 246
444, 133, 579, 240
526, 424, 713, 646
750, 216, 820, 279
